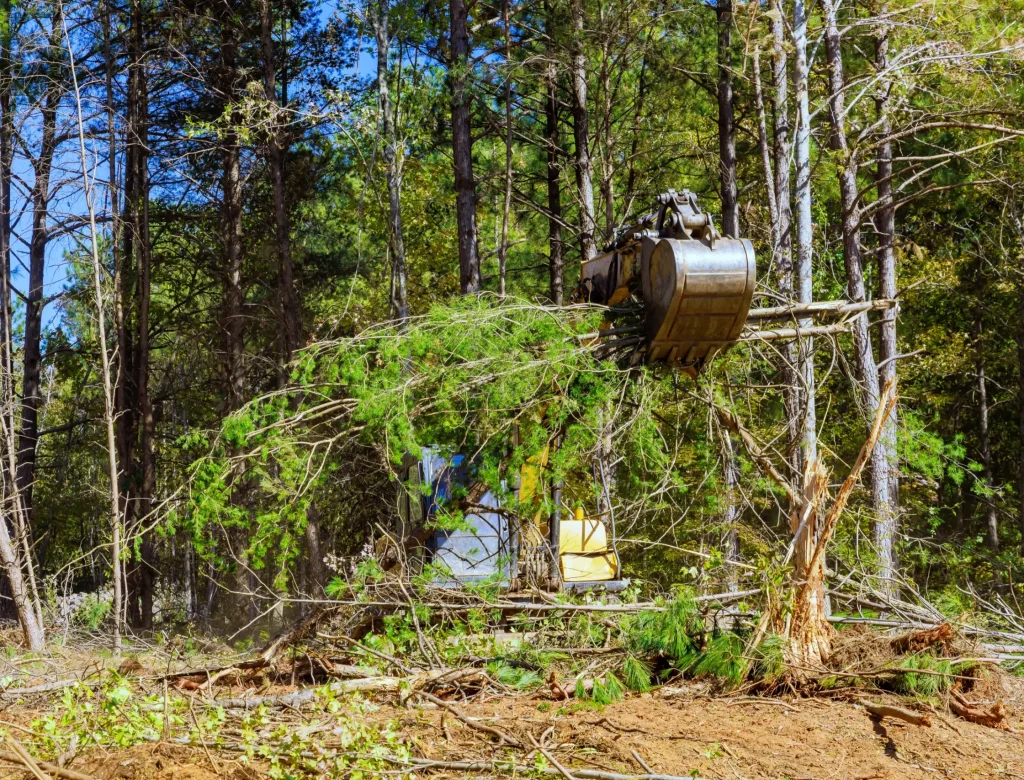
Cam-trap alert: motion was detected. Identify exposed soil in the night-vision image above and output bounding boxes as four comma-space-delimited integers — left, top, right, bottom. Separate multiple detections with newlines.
371, 680, 1024, 779
1, 642, 1022, 779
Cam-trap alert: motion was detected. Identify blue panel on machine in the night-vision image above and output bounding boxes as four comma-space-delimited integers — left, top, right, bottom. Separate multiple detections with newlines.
423, 452, 515, 582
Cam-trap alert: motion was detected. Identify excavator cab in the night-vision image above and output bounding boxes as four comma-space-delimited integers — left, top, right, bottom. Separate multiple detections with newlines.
578, 189, 756, 375
394, 448, 627, 593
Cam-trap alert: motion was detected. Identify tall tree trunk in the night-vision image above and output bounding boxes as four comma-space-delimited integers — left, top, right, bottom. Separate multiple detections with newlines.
220, 0, 248, 619
873, 4, 899, 591
261, 0, 301, 350
0, 0, 43, 650
822, 0, 889, 548
598, 28, 614, 241
544, 7, 563, 305
61, 0, 123, 652
715, 0, 738, 238
450, 0, 480, 293
498, 0, 513, 297
103, 0, 130, 636
117, 0, 138, 610
974, 308, 999, 552
569, 0, 596, 262
769, 0, 800, 476
0, 0, 13, 466
721, 429, 741, 589
17, 76, 58, 528
715, 0, 742, 574
305, 504, 325, 592
623, 44, 650, 216
752, 45, 778, 253
370, 0, 408, 321
221, 30, 244, 411
793, 0, 817, 467
134, 4, 156, 629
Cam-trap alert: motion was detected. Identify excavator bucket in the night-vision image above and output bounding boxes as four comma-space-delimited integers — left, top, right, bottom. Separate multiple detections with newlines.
641, 235, 755, 372
578, 189, 755, 376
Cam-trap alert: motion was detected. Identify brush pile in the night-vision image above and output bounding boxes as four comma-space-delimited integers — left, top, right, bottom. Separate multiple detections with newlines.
147, 574, 1022, 735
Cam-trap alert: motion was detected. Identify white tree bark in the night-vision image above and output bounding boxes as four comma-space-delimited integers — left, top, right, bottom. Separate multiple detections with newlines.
793, 0, 817, 467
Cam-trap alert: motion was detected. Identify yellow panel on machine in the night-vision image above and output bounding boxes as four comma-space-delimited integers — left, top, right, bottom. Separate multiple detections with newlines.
561, 553, 617, 582
558, 518, 608, 554
559, 508, 617, 582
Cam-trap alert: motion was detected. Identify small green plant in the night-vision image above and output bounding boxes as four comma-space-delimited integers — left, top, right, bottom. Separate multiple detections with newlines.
704, 742, 723, 760
77, 595, 111, 631
750, 634, 785, 683
692, 634, 748, 686
580, 672, 624, 706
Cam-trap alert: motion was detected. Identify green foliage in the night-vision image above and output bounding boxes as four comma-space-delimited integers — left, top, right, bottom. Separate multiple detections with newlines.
750, 634, 786, 684
487, 661, 543, 690
31, 678, 183, 753
622, 655, 654, 692
892, 653, 954, 697
691, 634, 748, 687
624, 588, 702, 661
185, 297, 646, 592
588, 673, 625, 706
75, 595, 112, 631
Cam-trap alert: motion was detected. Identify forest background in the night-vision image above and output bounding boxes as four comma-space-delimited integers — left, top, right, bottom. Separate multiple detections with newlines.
0, 0, 1019, 650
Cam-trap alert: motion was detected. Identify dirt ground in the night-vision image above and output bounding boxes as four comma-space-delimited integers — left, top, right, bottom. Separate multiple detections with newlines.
378, 680, 1024, 780
15, 677, 1018, 780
